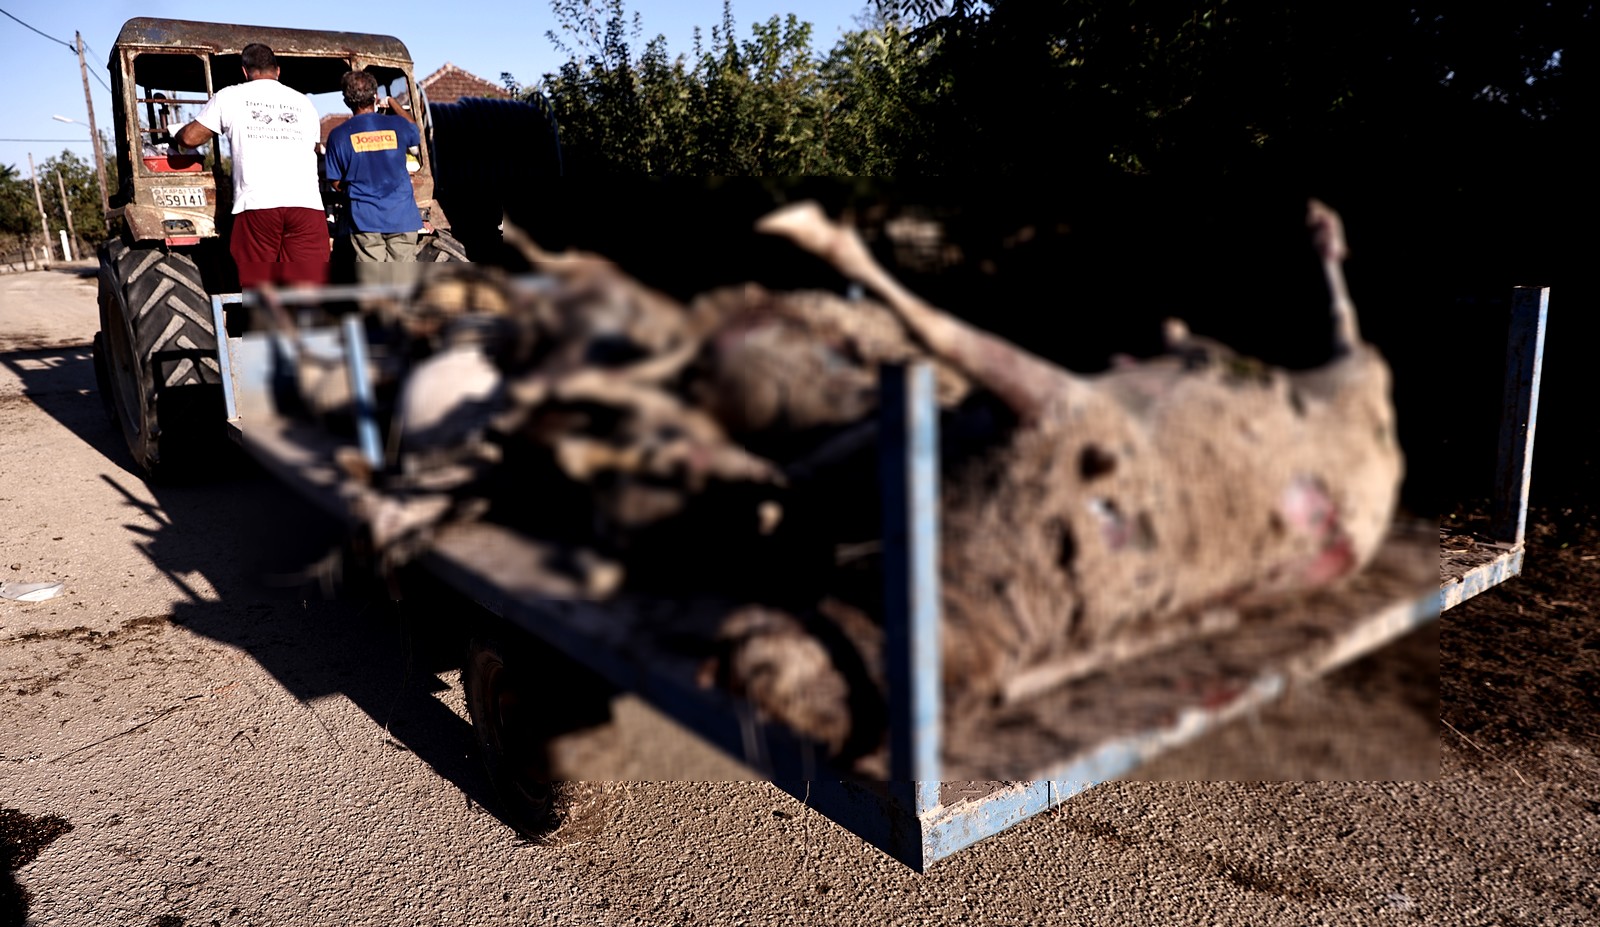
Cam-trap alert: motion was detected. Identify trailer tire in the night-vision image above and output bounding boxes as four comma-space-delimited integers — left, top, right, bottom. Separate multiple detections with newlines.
416, 228, 469, 263
463, 635, 569, 839
97, 240, 224, 481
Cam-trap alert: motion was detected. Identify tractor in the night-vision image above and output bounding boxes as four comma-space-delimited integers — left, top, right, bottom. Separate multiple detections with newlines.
92, 17, 561, 478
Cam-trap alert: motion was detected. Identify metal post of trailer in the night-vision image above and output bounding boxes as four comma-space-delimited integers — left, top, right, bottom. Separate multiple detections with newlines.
210, 294, 240, 423
821, 363, 1084, 870
341, 313, 384, 472
764, 362, 947, 870
1490, 286, 1549, 549
1443, 286, 1549, 612
879, 363, 943, 810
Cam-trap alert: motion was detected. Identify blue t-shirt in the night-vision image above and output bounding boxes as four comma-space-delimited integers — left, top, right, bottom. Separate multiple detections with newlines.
325, 112, 424, 234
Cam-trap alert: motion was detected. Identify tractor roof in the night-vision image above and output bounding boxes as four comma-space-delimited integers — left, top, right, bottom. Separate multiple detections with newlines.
112, 18, 412, 65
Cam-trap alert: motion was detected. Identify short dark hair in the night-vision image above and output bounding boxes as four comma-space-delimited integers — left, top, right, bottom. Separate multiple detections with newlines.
341, 70, 378, 111
241, 44, 278, 76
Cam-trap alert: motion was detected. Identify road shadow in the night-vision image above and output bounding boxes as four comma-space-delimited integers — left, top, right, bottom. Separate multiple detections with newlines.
0, 344, 139, 482
1, 341, 586, 836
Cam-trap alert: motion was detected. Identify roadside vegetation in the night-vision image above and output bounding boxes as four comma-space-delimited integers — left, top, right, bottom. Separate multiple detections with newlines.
0, 150, 109, 267
514, 0, 1589, 180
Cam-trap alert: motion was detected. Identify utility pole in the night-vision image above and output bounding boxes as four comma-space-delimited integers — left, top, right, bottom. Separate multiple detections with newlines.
56, 171, 78, 260
76, 31, 110, 230
28, 153, 53, 266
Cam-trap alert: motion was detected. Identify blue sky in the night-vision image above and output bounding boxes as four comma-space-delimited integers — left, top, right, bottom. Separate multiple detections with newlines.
1, 0, 880, 182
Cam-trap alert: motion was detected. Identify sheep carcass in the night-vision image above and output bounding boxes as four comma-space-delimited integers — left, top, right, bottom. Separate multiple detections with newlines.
716, 197, 1403, 749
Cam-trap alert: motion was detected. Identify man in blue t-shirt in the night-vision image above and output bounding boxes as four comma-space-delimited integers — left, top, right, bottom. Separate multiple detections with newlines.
325, 70, 425, 279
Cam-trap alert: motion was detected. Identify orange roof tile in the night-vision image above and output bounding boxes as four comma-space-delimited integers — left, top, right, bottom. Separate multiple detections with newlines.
419, 62, 511, 104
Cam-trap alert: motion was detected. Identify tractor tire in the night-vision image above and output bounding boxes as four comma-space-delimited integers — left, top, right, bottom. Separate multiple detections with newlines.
416, 228, 469, 263
91, 331, 115, 423
96, 240, 225, 481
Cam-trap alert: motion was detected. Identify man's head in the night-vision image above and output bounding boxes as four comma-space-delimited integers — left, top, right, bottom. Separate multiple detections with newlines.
241, 43, 279, 79
341, 70, 379, 113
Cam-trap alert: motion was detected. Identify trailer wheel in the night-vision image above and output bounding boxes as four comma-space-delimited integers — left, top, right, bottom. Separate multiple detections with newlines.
96, 240, 224, 480
463, 635, 569, 838
416, 228, 469, 263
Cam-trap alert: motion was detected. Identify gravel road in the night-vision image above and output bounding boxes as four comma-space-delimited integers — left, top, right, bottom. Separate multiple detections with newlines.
2, 264, 1594, 926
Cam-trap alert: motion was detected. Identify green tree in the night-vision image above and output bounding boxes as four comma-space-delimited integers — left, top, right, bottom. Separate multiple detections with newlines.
535, 0, 822, 173
819, 14, 934, 173
36, 150, 108, 251
863, 1, 1596, 178
0, 162, 45, 266
526, 0, 934, 175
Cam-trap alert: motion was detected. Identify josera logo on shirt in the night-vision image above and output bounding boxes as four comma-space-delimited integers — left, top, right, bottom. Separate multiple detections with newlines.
350, 130, 399, 152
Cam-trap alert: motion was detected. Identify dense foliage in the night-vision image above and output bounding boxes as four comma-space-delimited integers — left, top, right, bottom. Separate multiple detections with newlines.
520, 0, 935, 174
520, 0, 1593, 181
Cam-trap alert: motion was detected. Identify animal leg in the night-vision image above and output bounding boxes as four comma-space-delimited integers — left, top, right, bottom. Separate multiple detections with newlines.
755, 201, 1083, 425
501, 215, 615, 278
1307, 198, 1361, 355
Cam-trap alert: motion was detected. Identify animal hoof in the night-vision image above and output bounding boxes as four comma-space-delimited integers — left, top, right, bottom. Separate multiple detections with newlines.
1306, 198, 1347, 263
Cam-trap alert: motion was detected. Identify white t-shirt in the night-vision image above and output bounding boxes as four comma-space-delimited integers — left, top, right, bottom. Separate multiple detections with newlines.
195, 78, 323, 214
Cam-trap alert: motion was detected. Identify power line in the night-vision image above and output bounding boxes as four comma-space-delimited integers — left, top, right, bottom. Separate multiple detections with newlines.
0, 8, 118, 125
0, 8, 110, 97
0, 5, 75, 51
80, 41, 114, 94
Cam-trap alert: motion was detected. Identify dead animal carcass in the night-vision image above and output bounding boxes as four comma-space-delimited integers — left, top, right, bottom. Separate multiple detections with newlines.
352, 198, 1403, 761
707, 197, 1403, 752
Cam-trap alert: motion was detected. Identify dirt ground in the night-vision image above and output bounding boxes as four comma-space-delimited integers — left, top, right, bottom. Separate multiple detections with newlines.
1, 265, 1596, 926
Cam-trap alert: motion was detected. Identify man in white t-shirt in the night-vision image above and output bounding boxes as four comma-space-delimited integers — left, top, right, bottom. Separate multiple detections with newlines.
174, 42, 328, 289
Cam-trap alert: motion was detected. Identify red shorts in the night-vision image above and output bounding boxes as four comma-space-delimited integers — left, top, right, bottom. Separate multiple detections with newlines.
230, 207, 331, 288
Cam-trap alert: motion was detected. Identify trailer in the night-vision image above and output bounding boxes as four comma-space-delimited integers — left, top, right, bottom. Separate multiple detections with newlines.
137, 276, 1544, 871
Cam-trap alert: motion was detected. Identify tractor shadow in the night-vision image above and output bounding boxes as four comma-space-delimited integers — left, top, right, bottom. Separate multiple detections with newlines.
1, 342, 596, 838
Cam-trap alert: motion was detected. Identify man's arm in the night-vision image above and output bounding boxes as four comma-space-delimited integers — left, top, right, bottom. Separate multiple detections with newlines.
382, 98, 423, 161
173, 120, 215, 149
382, 96, 417, 126
176, 91, 224, 149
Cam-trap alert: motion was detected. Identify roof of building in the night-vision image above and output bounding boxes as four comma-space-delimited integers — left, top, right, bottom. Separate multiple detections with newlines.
419, 62, 510, 104
319, 113, 351, 144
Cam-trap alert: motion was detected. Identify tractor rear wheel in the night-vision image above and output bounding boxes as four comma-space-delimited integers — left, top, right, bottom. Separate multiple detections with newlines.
96, 240, 224, 480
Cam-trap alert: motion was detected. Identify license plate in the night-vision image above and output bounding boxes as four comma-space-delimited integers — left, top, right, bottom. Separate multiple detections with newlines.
152, 187, 206, 208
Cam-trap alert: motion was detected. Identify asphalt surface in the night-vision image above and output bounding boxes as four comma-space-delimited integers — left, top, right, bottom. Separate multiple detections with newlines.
1, 264, 1594, 926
